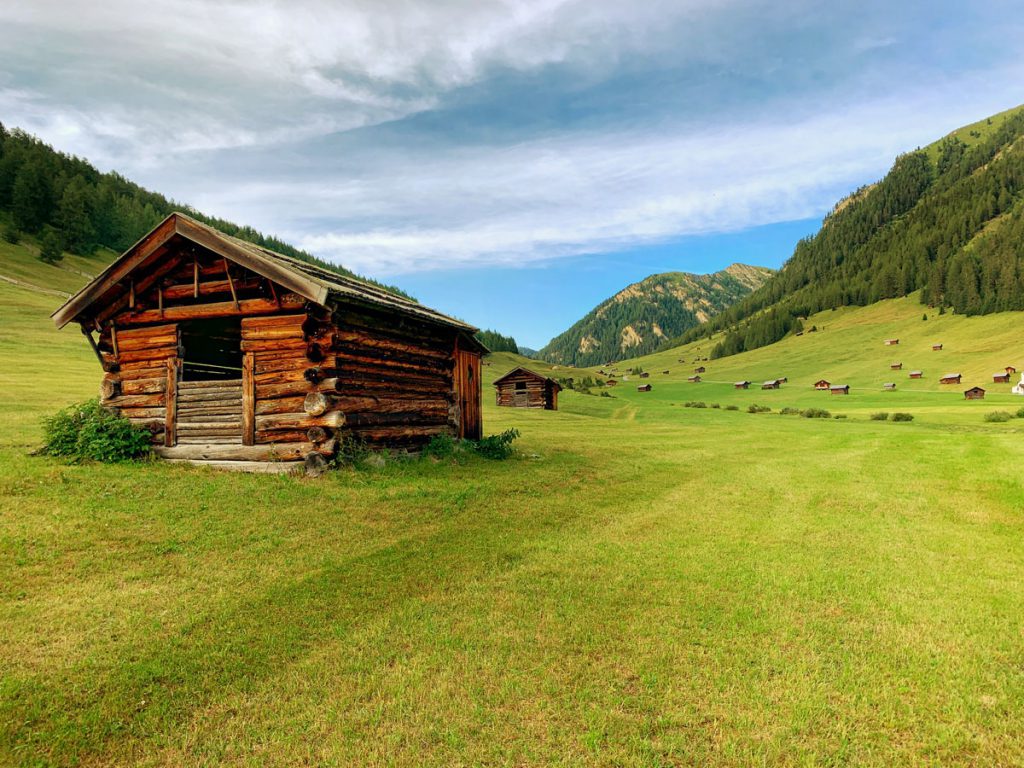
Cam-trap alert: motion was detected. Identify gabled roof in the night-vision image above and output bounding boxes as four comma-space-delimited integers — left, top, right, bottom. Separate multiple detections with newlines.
53, 212, 478, 335
493, 367, 561, 389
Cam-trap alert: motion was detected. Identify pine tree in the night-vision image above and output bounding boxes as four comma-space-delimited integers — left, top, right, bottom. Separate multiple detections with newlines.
56, 176, 96, 254
38, 226, 64, 264
11, 158, 53, 233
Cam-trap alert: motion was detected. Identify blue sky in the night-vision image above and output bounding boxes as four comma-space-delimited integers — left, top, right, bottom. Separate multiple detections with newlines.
1, 1, 1023, 347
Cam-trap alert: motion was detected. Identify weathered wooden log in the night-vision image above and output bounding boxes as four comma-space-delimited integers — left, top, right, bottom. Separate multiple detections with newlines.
301, 316, 333, 339
115, 295, 304, 325
155, 442, 317, 462
110, 332, 178, 351
303, 392, 330, 416
255, 380, 316, 400
255, 411, 345, 431
304, 366, 340, 384
240, 313, 307, 330
333, 346, 453, 375
352, 425, 451, 443
253, 355, 312, 375
102, 346, 177, 365
254, 368, 310, 387
239, 338, 308, 353
329, 330, 451, 361
119, 407, 166, 420
255, 396, 306, 415
242, 352, 255, 447
177, 379, 244, 389
119, 377, 166, 396
105, 393, 166, 409
117, 323, 178, 340
162, 277, 261, 301
327, 396, 449, 413
256, 429, 309, 444
331, 308, 456, 348
165, 358, 179, 447
240, 325, 305, 341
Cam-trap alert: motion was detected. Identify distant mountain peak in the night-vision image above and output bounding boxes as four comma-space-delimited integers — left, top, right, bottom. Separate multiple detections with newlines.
539, 264, 774, 366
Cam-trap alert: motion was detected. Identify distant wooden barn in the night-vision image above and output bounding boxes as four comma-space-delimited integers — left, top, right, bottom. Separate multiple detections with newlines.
687, 375, 702, 383
932, 343, 943, 351
761, 379, 781, 390
639, 372, 651, 379
778, 376, 789, 383
883, 382, 896, 391
993, 372, 1011, 383
890, 362, 903, 370
734, 380, 750, 389
909, 370, 923, 379
662, 370, 670, 375
964, 386, 985, 400
494, 367, 561, 410
637, 384, 652, 392
52, 213, 485, 469
1006, 366, 1017, 374
814, 379, 830, 390
885, 338, 899, 346
830, 384, 850, 395
694, 366, 706, 374
605, 379, 618, 387
940, 373, 962, 384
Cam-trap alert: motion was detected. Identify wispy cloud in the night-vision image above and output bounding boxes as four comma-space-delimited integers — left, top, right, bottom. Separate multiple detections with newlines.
1, 1, 1022, 281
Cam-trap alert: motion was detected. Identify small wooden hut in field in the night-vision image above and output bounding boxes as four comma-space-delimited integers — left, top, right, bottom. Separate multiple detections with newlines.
605, 379, 618, 387
932, 343, 943, 351
993, 372, 1011, 384
637, 384, 652, 392
890, 362, 903, 370
885, 338, 899, 346
940, 373, 962, 384
734, 380, 750, 389
694, 366, 706, 374
761, 379, 781, 390
829, 384, 850, 395
883, 382, 896, 391
494, 367, 562, 410
52, 212, 485, 469
639, 371, 651, 379
964, 386, 985, 400
687, 374, 702, 383
814, 379, 830, 390
909, 370, 923, 379
1005, 365, 1017, 374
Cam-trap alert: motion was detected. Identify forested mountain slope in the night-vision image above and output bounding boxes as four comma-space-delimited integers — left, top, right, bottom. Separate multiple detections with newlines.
670, 104, 1024, 359
539, 263, 772, 367
0, 124, 410, 297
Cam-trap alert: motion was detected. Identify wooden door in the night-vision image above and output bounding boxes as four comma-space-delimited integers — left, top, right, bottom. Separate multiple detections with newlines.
454, 347, 482, 440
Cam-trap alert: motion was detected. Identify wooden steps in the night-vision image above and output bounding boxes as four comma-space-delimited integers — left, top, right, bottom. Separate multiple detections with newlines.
176, 379, 242, 445
160, 459, 303, 474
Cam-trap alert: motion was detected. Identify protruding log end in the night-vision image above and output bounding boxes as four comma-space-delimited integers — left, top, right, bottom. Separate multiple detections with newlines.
303, 392, 329, 416
305, 343, 326, 363
100, 379, 121, 401
306, 426, 330, 444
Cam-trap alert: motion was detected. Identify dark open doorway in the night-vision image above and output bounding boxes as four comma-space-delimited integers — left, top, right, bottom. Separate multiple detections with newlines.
180, 317, 242, 381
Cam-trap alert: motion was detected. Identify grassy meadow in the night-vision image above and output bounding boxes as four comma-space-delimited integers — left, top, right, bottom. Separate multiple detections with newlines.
3, 249, 1024, 765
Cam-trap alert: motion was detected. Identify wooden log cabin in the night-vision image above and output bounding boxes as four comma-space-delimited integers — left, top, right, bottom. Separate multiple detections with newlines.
964, 386, 986, 400
51, 213, 485, 469
493, 367, 561, 410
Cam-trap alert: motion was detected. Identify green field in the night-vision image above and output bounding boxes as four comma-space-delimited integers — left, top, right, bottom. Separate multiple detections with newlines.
3, 247, 1024, 766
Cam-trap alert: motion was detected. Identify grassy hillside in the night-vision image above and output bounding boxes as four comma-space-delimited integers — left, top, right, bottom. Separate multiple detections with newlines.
679, 103, 1024, 359
539, 263, 773, 367
4, 246, 1024, 765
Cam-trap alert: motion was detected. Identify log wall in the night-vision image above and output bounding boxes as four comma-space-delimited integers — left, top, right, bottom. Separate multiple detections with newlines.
495, 372, 557, 410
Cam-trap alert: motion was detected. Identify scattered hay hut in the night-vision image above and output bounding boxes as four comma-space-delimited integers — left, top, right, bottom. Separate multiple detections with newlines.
52, 212, 485, 469
814, 379, 830, 390
494, 367, 562, 410
993, 372, 1011, 383
761, 379, 781, 390
885, 338, 899, 346
829, 384, 850, 395
964, 386, 985, 400
932, 343, 943, 351
687, 375, 702, 383
662, 370, 670, 375
909, 370, 923, 379
734, 380, 750, 389
637, 384, 652, 392
639, 371, 650, 379
883, 382, 896, 391
940, 373, 962, 384
694, 366, 706, 374
1006, 366, 1017, 374
890, 362, 903, 370
605, 379, 618, 387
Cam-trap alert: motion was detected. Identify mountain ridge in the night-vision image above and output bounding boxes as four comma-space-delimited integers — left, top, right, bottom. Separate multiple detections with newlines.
538, 262, 774, 367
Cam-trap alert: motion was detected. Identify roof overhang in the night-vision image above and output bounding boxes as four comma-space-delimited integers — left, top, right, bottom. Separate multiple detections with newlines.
52, 212, 329, 329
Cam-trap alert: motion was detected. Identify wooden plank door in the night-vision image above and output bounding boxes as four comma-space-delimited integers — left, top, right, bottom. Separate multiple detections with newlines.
454, 348, 482, 440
